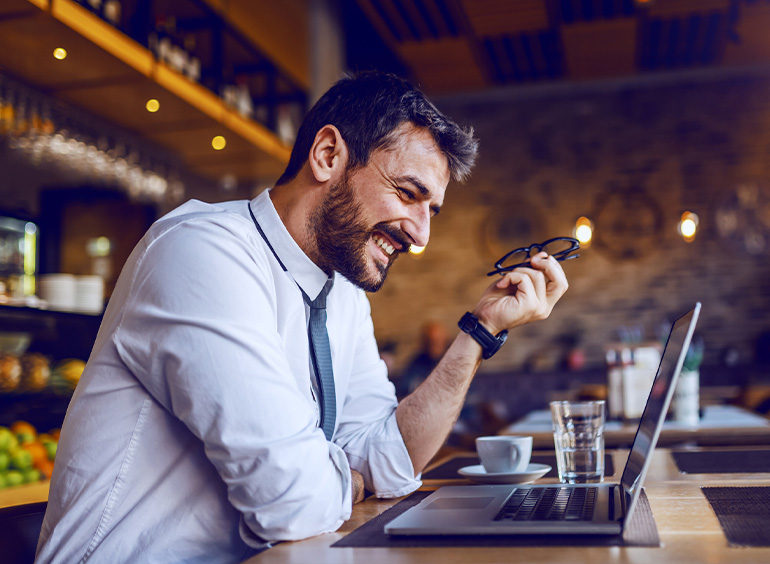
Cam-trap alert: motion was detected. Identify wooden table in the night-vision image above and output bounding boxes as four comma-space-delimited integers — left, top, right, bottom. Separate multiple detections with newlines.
242, 447, 770, 564
501, 404, 770, 448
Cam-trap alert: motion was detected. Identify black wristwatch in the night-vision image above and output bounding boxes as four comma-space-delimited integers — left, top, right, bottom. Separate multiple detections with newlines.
458, 312, 508, 359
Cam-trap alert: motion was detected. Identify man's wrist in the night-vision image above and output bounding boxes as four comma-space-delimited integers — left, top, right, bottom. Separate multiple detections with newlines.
457, 312, 508, 359
351, 469, 365, 504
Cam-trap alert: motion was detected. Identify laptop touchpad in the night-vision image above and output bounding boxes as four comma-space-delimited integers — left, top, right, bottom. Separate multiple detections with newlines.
427, 497, 496, 510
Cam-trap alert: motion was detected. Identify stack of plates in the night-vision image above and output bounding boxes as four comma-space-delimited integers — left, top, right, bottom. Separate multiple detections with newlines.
39, 274, 104, 314
39, 274, 77, 311
74, 275, 104, 314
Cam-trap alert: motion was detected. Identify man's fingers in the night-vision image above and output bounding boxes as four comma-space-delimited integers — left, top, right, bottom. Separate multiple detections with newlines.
494, 269, 547, 318
531, 254, 569, 302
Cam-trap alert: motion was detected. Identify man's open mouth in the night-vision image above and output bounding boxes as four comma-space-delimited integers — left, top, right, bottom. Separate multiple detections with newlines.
372, 233, 396, 256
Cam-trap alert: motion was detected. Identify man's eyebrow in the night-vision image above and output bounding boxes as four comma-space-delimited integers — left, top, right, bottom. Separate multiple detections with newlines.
395, 175, 442, 215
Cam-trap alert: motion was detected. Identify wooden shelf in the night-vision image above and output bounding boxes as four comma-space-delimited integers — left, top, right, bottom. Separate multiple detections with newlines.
0, 0, 292, 184
0, 479, 49, 509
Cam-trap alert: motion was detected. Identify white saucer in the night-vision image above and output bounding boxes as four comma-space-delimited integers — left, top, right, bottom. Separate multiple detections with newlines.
457, 463, 552, 484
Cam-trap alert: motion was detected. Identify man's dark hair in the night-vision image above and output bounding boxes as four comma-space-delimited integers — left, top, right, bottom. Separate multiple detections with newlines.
275, 71, 478, 186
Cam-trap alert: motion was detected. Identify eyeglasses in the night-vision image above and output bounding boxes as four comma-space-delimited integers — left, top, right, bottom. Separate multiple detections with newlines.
488, 237, 580, 276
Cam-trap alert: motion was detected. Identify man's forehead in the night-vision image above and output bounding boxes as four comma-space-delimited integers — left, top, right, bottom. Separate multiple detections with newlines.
372, 124, 450, 185
381, 122, 440, 153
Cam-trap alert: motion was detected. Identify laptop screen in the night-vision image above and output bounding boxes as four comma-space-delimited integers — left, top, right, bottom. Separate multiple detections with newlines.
619, 303, 701, 514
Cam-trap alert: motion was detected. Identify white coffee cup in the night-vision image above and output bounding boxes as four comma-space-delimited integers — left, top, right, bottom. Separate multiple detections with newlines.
476, 435, 533, 474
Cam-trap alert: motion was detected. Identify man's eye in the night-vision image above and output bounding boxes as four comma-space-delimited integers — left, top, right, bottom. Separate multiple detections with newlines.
397, 188, 415, 200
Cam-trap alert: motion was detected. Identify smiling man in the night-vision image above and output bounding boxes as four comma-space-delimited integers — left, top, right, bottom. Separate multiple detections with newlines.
36, 72, 568, 564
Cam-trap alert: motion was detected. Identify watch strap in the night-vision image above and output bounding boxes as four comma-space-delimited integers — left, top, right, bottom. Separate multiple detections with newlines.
458, 312, 508, 359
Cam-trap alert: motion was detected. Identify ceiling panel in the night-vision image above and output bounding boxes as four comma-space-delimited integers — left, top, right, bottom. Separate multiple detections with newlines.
460, 0, 549, 37
562, 18, 638, 80
398, 37, 487, 92
723, 2, 770, 66
353, 0, 770, 94
646, 0, 731, 17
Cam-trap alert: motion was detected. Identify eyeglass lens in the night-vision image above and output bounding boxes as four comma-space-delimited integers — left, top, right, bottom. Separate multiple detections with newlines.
498, 239, 576, 270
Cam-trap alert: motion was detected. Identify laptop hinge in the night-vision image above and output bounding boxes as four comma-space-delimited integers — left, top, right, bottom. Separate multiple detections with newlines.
611, 486, 626, 521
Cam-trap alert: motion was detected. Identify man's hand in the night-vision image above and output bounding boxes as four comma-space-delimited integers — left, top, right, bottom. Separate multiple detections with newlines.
472, 252, 568, 335
351, 469, 365, 504
395, 251, 569, 476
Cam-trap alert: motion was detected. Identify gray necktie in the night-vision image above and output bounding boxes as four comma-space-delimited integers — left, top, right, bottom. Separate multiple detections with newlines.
305, 278, 336, 441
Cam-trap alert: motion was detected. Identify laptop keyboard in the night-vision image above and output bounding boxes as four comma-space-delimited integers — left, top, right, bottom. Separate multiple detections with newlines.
493, 487, 597, 522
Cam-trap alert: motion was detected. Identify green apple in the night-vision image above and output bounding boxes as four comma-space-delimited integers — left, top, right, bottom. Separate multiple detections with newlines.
15, 431, 36, 446
0, 451, 9, 472
10, 448, 32, 470
0, 427, 18, 452
23, 468, 41, 483
43, 440, 57, 461
4, 470, 23, 488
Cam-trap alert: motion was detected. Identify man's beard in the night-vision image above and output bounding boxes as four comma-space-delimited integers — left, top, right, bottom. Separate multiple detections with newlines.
310, 171, 405, 292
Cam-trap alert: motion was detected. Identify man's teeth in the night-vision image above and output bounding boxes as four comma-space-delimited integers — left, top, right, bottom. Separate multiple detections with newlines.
373, 234, 395, 256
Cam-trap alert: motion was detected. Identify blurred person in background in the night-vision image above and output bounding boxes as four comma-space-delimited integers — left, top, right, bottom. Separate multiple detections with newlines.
396, 320, 449, 398
36, 71, 568, 563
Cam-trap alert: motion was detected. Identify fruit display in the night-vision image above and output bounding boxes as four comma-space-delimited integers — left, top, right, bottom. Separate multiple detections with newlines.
0, 420, 58, 489
0, 354, 22, 392
0, 354, 85, 395
50, 358, 86, 394
19, 353, 51, 392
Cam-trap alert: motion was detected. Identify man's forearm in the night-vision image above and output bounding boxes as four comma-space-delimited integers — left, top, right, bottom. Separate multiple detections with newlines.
395, 332, 483, 475
351, 469, 365, 504
395, 253, 569, 477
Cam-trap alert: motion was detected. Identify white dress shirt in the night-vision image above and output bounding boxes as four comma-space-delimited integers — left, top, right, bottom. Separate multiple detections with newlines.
36, 190, 420, 564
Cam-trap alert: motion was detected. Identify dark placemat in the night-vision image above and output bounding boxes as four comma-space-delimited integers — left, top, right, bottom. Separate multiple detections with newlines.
333, 489, 659, 548
702, 487, 770, 547
673, 450, 770, 474
423, 453, 615, 480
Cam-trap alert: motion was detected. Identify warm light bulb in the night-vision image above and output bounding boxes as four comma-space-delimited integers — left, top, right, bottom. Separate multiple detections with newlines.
53, 48, 68, 60
145, 99, 160, 113
574, 216, 594, 246
212, 135, 227, 150
678, 211, 699, 242
680, 219, 696, 238
409, 245, 425, 255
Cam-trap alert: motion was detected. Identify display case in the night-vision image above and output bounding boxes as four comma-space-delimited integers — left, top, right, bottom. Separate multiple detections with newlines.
0, 215, 37, 303
0, 304, 101, 430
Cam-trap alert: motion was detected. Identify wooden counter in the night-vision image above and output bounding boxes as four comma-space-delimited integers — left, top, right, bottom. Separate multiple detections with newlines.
502, 404, 770, 448
242, 447, 770, 564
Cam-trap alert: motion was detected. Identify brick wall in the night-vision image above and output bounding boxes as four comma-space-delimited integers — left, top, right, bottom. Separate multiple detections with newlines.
369, 71, 770, 378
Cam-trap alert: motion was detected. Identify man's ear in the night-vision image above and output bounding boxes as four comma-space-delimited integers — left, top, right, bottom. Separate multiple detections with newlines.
307, 125, 348, 183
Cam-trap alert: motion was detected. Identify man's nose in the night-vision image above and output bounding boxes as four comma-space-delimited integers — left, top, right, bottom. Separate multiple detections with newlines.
406, 204, 431, 248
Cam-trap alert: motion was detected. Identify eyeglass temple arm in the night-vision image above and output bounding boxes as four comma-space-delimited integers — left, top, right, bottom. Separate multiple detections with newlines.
486, 252, 579, 277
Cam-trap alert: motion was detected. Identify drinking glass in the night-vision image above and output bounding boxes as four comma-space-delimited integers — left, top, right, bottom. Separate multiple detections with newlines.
550, 400, 606, 483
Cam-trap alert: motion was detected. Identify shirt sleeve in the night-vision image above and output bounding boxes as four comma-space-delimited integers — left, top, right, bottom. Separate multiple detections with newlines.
332, 291, 422, 498
112, 217, 352, 544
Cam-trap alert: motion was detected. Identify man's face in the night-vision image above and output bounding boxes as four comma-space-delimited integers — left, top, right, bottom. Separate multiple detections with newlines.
311, 124, 450, 292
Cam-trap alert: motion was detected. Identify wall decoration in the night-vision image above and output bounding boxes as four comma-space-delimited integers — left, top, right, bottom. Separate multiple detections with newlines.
479, 201, 547, 264
715, 181, 770, 255
591, 183, 664, 260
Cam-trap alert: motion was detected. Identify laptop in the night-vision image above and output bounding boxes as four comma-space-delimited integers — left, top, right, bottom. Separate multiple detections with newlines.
386, 302, 701, 536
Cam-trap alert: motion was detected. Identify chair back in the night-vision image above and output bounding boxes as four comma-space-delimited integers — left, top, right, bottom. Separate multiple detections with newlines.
0, 502, 47, 564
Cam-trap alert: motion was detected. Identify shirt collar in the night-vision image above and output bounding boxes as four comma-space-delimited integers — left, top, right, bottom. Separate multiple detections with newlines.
249, 189, 332, 301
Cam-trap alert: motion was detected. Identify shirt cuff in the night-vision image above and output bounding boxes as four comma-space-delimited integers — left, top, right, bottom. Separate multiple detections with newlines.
328, 440, 354, 518
345, 414, 422, 499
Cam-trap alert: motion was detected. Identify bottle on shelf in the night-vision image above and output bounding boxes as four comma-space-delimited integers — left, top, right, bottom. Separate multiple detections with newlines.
606, 348, 623, 420
103, 0, 122, 29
